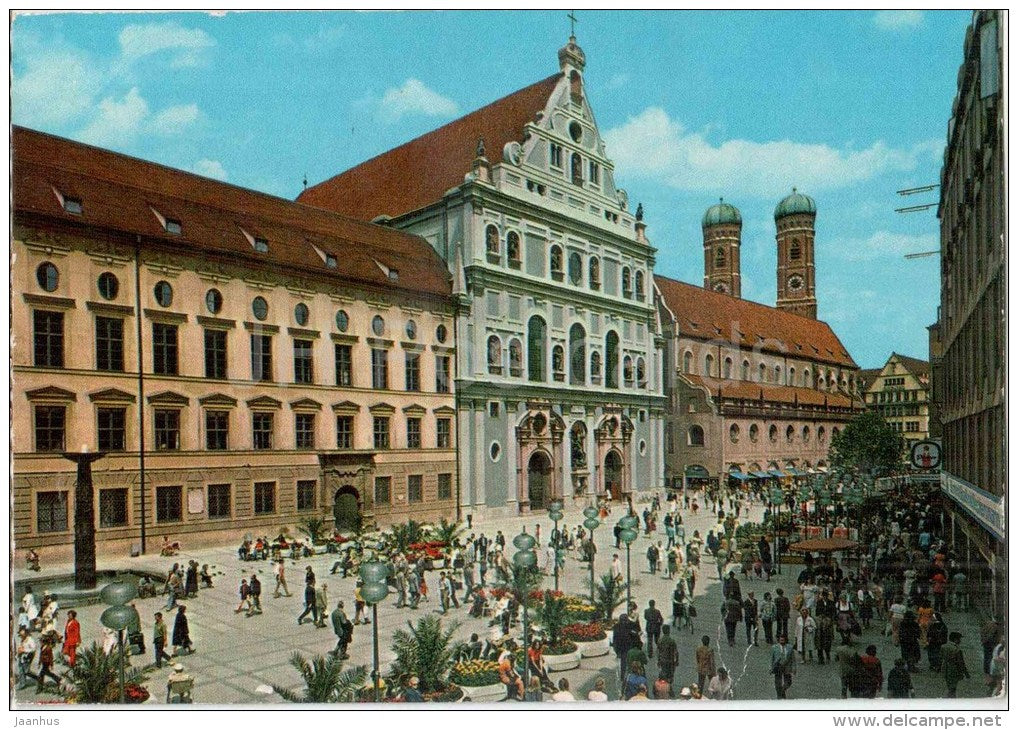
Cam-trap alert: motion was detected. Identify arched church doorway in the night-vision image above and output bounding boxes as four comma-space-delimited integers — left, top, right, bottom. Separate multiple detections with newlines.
333, 486, 361, 532
527, 451, 551, 510
604, 450, 623, 501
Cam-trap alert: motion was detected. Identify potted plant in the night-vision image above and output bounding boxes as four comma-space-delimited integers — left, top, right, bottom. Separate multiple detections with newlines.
66, 643, 150, 705
448, 659, 504, 702
561, 622, 610, 658
588, 573, 626, 623
271, 652, 368, 703
388, 615, 463, 702
534, 592, 581, 671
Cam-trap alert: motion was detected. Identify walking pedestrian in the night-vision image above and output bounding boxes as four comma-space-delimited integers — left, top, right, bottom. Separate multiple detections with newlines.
61, 610, 81, 668
761, 592, 776, 644
834, 637, 857, 698
775, 589, 791, 639
770, 634, 796, 699
172, 605, 192, 656
795, 608, 817, 663
859, 645, 884, 699
330, 601, 353, 658
315, 583, 329, 627
235, 579, 252, 614
942, 632, 970, 698
743, 592, 759, 645
644, 600, 663, 658
273, 558, 291, 597
646, 542, 660, 575
695, 635, 716, 690
297, 580, 317, 625
723, 596, 742, 647
249, 574, 262, 615
35, 636, 61, 690
656, 625, 678, 684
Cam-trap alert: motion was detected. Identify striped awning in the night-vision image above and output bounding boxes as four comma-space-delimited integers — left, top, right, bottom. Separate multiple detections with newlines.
752, 471, 772, 479
769, 469, 787, 478
786, 468, 807, 477
729, 472, 753, 481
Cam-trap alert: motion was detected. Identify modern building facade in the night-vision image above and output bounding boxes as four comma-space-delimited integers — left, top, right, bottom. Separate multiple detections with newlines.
859, 353, 932, 447
657, 194, 864, 490
300, 37, 666, 518
934, 9, 1005, 617
13, 127, 457, 562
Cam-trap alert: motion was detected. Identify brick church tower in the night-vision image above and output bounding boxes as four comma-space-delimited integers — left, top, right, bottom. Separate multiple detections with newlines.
774, 188, 817, 319
702, 199, 742, 298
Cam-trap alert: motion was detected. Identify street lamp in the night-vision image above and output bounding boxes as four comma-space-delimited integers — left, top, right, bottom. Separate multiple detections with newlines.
62, 448, 107, 590
798, 484, 812, 536
582, 505, 601, 603
548, 500, 564, 592
617, 514, 638, 608
769, 486, 783, 575
512, 530, 537, 694
99, 580, 138, 704
359, 560, 389, 702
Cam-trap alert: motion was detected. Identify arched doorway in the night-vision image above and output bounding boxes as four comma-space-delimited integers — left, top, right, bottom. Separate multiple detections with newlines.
527, 451, 551, 510
604, 450, 623, 501
333, 486, 361, 532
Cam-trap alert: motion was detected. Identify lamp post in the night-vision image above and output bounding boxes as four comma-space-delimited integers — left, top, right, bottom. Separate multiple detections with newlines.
769, 486, 783, 575
100, 580, 139, 704
62, 448, 107, 590
548, 500, 564, 592
617, 514, 638, 609
582, 505, 601, 603
359, 560, 389, 702
512, 530, 537, 695
798, 484, 812, 537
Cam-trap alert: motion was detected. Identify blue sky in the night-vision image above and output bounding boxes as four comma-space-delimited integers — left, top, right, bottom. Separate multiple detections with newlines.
12, 10, 971, 368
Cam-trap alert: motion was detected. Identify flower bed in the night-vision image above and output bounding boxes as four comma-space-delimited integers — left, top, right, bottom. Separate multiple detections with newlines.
561, 622, 607, 642
449, 659, 500, 688
543, 639, 581, 672
562, 597, 599, 622
422, 684, 464, 703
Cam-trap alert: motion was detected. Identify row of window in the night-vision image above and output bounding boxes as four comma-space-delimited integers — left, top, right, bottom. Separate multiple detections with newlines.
31, 405, 452, 453
33, 311, 453, 393
482, 226, 646, 300
34, 474, 455, 534
683, 350, 856, 392
549, 143, 601, 189
686, 423, 840, 447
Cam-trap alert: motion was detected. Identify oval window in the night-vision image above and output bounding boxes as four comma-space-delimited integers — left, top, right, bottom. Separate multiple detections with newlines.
36, 262, 59, 292
97, 272, 119, 300
252, 296, 268, 321
372, 315, 385, 336
490, 442, 502, 462
154, 280, 173, 307
205, 288, 223, 314
406, 320, 417, 340
294, 303, 309, 326
336, 310, 349, 332
436, 324, 448, 343
569, 121, 583, 143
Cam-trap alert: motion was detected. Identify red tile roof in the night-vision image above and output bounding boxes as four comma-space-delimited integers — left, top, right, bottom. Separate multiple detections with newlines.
12, 127, 452, 300
297, 74, 564, 220
655, 275, 857, 368
682, 374, 859, 409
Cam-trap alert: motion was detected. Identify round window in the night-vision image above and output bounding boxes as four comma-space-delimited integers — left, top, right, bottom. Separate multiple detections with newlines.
154, 280, 173, 307
436, 324, 448, 343
294, 303, 309, 326
569, 121, 583, 143
490, 442, 502, 462
405, 319, 417, 340
36, 262, 59, 292
97, 271, 119, 300
205, 288, 223, 314
371, 315, 385, 336
252, 296, 268, 321
336, 310, 349, 332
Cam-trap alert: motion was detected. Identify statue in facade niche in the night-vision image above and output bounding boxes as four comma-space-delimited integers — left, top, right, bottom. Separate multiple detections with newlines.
571, 425, 586, 468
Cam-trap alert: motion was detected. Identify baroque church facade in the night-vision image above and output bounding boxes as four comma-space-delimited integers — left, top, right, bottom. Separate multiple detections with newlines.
301, 37, 666, 518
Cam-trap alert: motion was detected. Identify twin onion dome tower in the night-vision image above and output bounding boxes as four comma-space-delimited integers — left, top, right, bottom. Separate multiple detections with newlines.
702, 189, 818, 320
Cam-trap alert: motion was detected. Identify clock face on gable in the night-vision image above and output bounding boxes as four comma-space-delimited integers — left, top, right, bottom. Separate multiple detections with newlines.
713, 282, 729, 294
787, 274, 805, 292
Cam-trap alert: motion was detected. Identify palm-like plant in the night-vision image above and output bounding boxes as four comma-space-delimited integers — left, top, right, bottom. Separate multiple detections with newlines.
68, 642, 146, 703
588, 572, 626, 622
298, 517, 327, 544
390, 520, 426, 554
508, 563, 542, 601
389, 615, 458, 694
272, 652, 368, 703
535, 591, 568, 645
430, 518, 466, 546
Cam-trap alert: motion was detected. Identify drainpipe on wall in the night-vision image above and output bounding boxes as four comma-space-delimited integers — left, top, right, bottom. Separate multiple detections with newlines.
453, 309, 462, 524
134, 236, 147, 554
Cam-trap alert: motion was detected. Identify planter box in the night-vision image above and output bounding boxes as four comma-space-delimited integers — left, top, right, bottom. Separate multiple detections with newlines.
545, 649, 581, 672
457, 682, 506, 703
574, 636, 610, 658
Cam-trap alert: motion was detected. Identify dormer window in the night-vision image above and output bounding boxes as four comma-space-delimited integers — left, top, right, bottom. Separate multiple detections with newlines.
253, 237, 268, 253
162, 218, 181, 235
388, 269, 399, 282
325, 254, 337, 269
64, 197, 83, 215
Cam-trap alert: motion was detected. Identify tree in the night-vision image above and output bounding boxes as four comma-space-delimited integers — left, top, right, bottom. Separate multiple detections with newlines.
272, 652, 367, 703
588, 572, 626, 622
828, 411, 905, 475
389, 615, 458, 693
430, 518, 466, 546
68, 642, 147, 703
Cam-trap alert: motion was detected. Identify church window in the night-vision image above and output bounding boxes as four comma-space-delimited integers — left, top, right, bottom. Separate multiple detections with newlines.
790, 239, 802, 260
487, 335, 502, 375
549, 144, 563, 168
804, 368, 811, 387
622, 267, 632, 298
775, 365, 782, 384
507, 231, 521, 267
635, 271, 645, 300
786, 425, 795, 443
789, 366, 795, 384
729, 424, 740, 443
817, 426, 826, 443
509, 339, 523, 377
623, 356, 634, 387
527, 316, 547, 382
759, 362, 766, 382
715, 247, 726, 268
687, 425, 705, 447
552, 345, 565, 381
742, 360, 750, 380
769, 425, 778, 443
682, 351, 692, 374
550, 246, 564, 281
802, 425, 810, 442
723, 357, 733, 379
590, 350, 602, 383
568, 252, 583, 285
636, 357, 646, 388
571, 153, 583, 186
605, 331, 619, 389
749, 423, 759, 443
589, 257, 601, 290
589, 161, 600, 186
485, 225, 499, 256
569, 323, 586, 385
705, 353, 714, 377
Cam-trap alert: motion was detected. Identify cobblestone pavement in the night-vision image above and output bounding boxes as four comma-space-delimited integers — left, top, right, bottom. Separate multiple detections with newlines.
12, 497, 998, 705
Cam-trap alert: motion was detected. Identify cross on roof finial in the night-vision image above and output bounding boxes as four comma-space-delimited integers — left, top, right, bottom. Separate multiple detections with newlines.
567, 10, 578, 38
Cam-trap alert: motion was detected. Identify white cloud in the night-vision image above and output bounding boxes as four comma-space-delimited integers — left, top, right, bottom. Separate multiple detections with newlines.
379, 78, 458, 120
150, 104, 200, 135
12, 47, 102, 128
193, 159, 227, 180
873, 10, 923, 31
603, 107, 937, 198
118, 22, 215, 68
78, 87, 149, 146
827, 230, 940, 262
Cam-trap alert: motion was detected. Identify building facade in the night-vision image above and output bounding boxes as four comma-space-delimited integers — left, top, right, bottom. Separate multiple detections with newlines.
300, 37, 666, 517
859, 353, 932, 447
934, 10, 1005, 617
658, 194, 863, 490
13, 127, 457, 562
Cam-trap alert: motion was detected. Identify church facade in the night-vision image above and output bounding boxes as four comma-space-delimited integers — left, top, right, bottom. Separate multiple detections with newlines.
300, 38, 666, 517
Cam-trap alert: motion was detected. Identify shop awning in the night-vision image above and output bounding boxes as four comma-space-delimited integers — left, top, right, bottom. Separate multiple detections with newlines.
786, 468, 807, 477
769, 469, 787, 478
685, 465, 710, 478
752, 471, 772, 479
816, 466, 829, 473
728, 472, 752, 481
